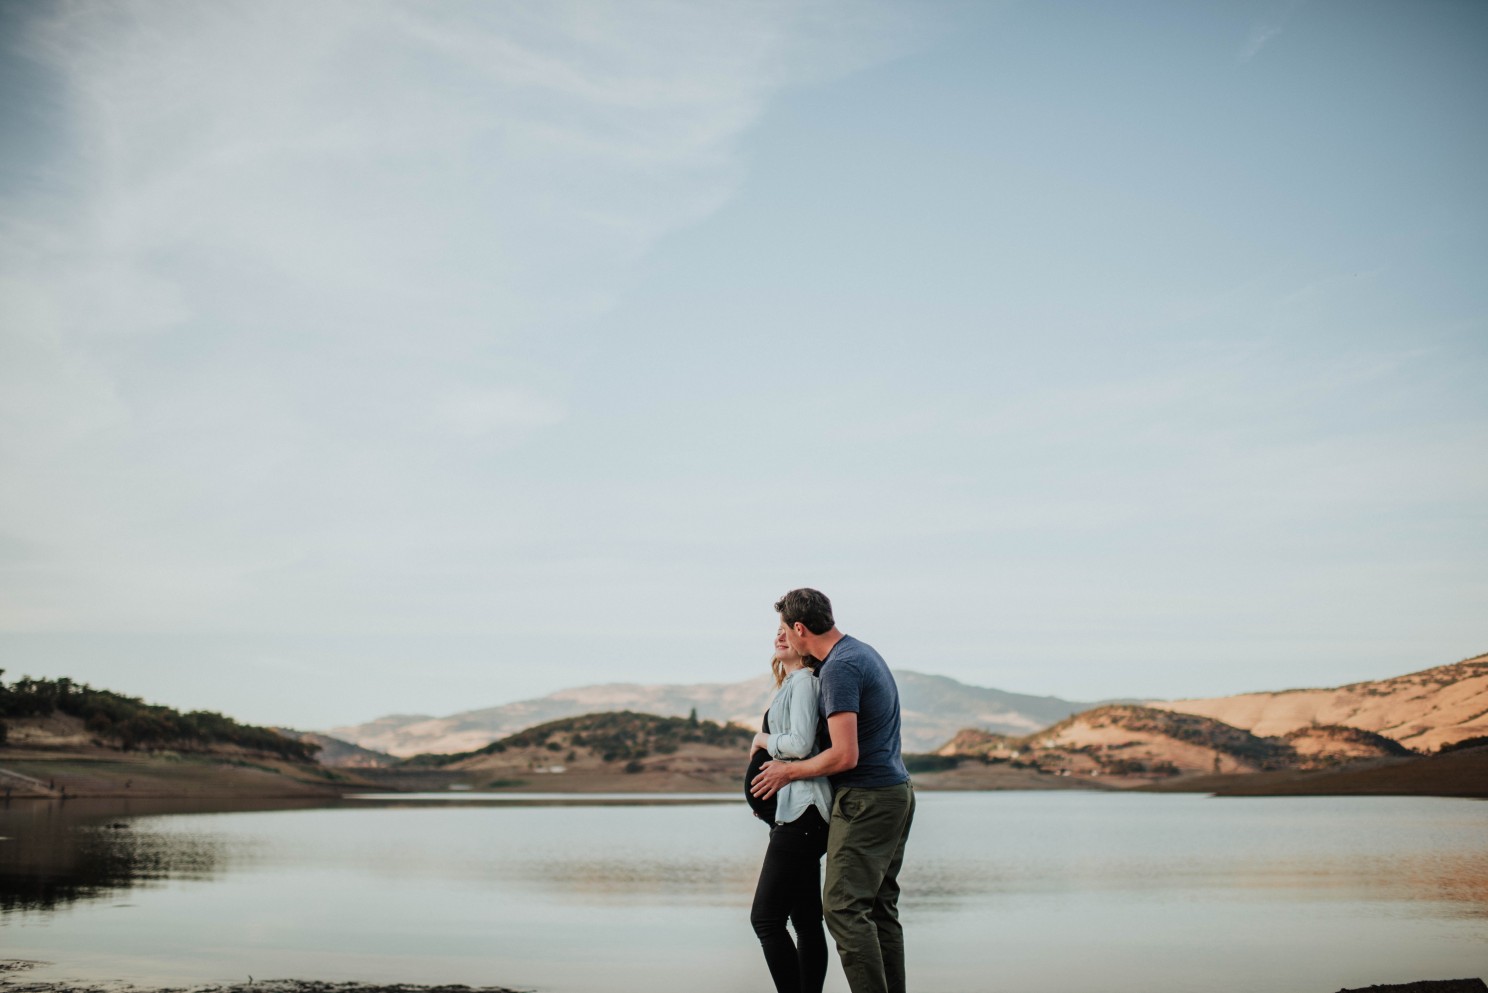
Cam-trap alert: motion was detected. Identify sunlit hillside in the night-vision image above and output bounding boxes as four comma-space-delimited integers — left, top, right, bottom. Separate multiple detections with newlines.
1150, 653, 1488, 751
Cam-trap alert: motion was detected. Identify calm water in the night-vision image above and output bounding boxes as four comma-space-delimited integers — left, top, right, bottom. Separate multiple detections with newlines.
1, 791, 1485, 992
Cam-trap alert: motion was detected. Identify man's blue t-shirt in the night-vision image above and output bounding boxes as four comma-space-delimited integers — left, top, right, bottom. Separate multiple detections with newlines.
817, 634, 910, 790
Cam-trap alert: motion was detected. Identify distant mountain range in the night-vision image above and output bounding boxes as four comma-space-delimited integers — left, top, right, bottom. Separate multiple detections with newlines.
326, 651, 1488, 765
274, 728, 397, 768
328, 671, 1102, 756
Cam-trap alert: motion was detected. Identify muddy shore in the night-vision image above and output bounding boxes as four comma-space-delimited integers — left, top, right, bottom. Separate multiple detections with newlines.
5, 962, 1482, 993
0, 963, 527, 993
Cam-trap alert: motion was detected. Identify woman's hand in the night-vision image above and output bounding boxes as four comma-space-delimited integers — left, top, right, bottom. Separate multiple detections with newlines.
750, 732, 770, 756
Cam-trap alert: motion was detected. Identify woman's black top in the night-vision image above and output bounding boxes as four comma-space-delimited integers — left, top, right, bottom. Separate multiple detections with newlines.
745, 712, 778, 824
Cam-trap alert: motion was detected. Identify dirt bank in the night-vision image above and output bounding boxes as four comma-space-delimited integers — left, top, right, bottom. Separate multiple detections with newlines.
0, 749, 366, 800
1140, 746, 1488, 799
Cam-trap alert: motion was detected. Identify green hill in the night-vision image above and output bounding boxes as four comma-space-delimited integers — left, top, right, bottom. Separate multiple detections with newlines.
403, 710, 751, 768
0, 671, 318, 762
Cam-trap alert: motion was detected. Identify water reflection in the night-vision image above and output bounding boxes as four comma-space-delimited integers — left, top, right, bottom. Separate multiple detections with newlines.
905, 848, 1488, 917
4, 794, 1487, 917
1, 793, 1484, 993
527, 854, 759, 900
902, 793, 1488, 917
0, 798, 320, 913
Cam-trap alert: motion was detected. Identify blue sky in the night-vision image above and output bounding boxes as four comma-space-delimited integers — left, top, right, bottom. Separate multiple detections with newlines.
1, 1, 1484, 730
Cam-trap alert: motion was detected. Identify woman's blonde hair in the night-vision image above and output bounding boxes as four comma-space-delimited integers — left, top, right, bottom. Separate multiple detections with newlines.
772, 652, 820, 688
771, 655, 788, 688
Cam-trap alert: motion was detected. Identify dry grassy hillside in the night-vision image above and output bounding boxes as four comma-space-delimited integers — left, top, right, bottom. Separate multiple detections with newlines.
1281, 725, 1415, 767
935, 705, 1414, 783
1150, 652, 1488, 751
940, 705, 1291, 779
0, 715, 360, 799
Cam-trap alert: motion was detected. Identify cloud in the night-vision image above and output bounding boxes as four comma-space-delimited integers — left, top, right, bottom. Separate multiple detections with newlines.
1239, 22, 1285, 63
7, 0, 907, 344
0, 0, 910, 633
1238, 3, 1298, 63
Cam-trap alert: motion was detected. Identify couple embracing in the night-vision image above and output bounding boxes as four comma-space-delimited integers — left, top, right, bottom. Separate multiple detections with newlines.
747, 588, 915, 993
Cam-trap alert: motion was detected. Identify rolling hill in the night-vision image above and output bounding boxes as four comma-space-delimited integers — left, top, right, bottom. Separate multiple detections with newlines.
405, 710, 756, 792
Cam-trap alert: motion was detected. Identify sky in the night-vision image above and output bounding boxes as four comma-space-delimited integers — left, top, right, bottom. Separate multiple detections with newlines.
1, 0, 1484, 731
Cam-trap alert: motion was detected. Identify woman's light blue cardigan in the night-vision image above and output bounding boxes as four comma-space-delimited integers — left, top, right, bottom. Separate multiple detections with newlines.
764, 667, 833, 826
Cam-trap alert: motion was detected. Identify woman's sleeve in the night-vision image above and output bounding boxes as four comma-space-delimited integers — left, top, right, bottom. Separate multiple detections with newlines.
767, 678, 820, 759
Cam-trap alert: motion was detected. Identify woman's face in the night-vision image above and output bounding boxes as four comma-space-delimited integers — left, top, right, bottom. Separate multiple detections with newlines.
773, 621, 799, 662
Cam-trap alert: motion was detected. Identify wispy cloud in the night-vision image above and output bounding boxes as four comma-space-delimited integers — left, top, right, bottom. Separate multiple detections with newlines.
3, 1, 1480, 726
1239, 22, 1285, 62
0, 0, 909, 635
1238, 2, 1298, 63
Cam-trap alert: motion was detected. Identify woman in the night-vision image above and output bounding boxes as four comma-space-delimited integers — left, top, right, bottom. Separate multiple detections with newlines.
748, 621, 834, 993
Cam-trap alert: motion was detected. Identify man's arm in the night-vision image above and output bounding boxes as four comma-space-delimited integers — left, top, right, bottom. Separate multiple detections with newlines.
750, 711, 858, 800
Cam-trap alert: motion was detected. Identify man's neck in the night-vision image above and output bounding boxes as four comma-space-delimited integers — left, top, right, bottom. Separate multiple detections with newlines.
807, 627, 845, 661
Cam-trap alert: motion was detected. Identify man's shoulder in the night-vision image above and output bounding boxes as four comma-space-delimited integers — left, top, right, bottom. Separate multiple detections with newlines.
827, 633, 868, 658
820, 635, 890, 685
828, 635, 886, 669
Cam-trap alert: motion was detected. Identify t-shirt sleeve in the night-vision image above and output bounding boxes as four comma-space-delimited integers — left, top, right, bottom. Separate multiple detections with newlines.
819, 660, 861, 717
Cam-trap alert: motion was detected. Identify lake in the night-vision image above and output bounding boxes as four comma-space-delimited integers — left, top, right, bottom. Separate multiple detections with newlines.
2, 791, 1485, 992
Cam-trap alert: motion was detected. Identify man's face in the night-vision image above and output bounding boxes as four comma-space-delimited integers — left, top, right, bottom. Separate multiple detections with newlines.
781, 619, 808, 657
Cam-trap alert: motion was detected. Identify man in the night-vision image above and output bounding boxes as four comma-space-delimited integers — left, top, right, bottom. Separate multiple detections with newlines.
751, 588, 914, 993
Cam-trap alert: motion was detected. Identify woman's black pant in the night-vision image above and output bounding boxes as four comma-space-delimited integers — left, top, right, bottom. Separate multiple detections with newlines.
751, 806, 830, 993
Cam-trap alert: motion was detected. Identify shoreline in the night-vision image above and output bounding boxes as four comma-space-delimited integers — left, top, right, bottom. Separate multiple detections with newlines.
1, 963, 528, 993
1137, 747, 1488, 800
4, 742, 1484, 802
5, 963, 1483, 993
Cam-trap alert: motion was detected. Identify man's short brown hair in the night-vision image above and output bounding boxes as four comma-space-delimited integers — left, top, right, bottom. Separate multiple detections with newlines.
775, 588, 835, 635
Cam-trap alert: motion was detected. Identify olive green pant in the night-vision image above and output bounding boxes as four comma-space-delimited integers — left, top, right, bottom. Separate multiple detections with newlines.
822, 782, 915, 993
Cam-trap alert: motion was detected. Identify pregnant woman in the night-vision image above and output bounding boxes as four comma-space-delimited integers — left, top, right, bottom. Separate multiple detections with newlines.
747, 622, 834, 993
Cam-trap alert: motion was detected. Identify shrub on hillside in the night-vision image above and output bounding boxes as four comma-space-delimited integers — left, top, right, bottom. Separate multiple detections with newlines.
409, 710, 753, 767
